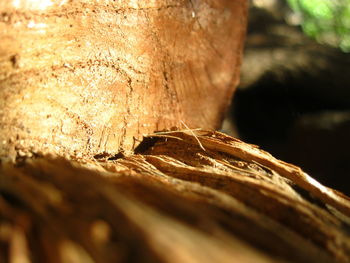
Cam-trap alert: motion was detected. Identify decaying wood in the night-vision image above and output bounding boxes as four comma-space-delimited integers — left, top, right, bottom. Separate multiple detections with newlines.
1, 131, 350, 263
0, 0, 247, 158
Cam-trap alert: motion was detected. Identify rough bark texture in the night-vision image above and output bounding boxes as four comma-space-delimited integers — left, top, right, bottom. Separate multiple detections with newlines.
2, 1, 350, 263
0, 0, 247, 159
1, 131, 350, 263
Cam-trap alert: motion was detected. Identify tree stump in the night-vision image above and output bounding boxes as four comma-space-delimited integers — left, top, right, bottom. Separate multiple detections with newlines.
1, 1, 350, 263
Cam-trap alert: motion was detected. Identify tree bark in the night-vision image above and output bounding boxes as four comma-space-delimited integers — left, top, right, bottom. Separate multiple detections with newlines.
1, 131, 350, 263
0, 0, 247, 158
1, 1, 350, 263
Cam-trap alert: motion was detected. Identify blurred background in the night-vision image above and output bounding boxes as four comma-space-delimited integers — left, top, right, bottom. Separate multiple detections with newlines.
224, 0, 350, 195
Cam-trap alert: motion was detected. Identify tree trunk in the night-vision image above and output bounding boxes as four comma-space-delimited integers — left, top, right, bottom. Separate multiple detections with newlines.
1, 1, 350, 263
0, 0, 247, 158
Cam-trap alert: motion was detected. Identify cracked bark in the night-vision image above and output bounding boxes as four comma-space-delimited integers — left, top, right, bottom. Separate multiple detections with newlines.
1, 1, 350, 263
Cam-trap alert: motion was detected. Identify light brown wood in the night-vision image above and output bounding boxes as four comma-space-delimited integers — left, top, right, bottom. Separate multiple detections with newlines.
1, 131, 350, 263
0, 0, 247, 159
2, 2, 350, 263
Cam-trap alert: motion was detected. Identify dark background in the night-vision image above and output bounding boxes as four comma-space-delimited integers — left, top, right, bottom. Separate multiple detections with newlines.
224, 0, 350, 195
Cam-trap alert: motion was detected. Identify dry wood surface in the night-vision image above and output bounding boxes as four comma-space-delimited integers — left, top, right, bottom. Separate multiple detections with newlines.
1, 130, 350, 263
1, 1, 350, 263
0, 0, 247, 158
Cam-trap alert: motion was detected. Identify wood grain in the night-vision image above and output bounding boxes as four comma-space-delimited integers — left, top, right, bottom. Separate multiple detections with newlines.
0, 0, 247, 159
1, 131, 349, 262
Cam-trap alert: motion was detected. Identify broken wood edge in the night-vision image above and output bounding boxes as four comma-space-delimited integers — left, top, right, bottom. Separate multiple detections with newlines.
0, 155, 343, 263
1, 129, 350, 262
144, 130, 350, 218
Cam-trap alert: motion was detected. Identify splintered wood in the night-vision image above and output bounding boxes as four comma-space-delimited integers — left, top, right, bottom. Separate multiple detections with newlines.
1, 131, 350, 263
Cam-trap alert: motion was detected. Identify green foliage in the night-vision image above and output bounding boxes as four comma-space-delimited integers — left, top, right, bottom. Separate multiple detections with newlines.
287, 0, 350, 52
